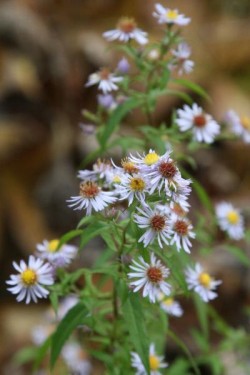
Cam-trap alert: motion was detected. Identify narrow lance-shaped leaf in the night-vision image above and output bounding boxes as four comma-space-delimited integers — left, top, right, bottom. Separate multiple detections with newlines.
99, 97, 142, 147
122, 292, 150, 374
50, 302, 88, 369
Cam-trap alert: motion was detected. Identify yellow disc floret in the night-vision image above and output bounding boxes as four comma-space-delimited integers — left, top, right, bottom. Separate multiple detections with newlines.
226, 211, 239, 225
21, 269, 37, 286
149, 355, 160, 370
113, 175, 121, 183
130, 177, 145, 191
241, 116, 250, 130
143, 152, 160, 166
162, 297, 174, 307
198, 272, 211, 288
48, 239, 60, 252
166, 9, 178, 21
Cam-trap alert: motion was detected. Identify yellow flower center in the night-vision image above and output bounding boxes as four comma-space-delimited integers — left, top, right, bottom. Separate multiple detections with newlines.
143, 152, 160, 166
198, 272, 211, 288
149, 355, 160, 370
48, 239, 60, 252
227, 210, 239, 225
129, 177, 145, 191
21, 269, 37, 286
241, 116, 250, 130
113, 175, 121, 183
166, 9, 178, 21
162, 297, 174, 306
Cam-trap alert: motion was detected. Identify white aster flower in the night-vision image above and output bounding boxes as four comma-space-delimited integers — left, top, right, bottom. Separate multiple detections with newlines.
185, 263, 222, 302
131, 343, 168, 375
85, 68, 123, 94
176, 103, 220, 143
134, 206, 172, 248
153, 4, 190, 26
36, 239, 77, 268
215, 202, 244, 240
170, 214, 195, 253
169, 42, 194, 75
128, 149, 160, 172
115, 173, 150, 206
62, 341, 92, 375
146, 151, 186, 194
67, 180, 117, 215
103, 17, 148, 45
157, 293, 183, 317
224, 109, 250, 143
6, 256, 54, 304
128, 253, 171, 303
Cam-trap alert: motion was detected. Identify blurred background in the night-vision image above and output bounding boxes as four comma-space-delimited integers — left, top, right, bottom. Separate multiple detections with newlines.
0, 0, 250, 374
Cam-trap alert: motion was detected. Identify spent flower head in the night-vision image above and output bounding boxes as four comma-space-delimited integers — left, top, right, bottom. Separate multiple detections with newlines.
85, 68, 123, 94
128, 253, 171, 303
134, 206, 172, 248
67, 180, 117, 215
103, 17, 148, 45
176, 103, 220, 143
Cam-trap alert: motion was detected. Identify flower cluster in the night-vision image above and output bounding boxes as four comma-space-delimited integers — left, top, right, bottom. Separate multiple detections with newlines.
6, 239, 78, 304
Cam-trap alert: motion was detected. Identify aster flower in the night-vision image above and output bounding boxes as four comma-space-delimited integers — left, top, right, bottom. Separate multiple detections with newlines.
85, 68, 123, 94
67, 180, 117, 215
170, 214, 195, 253
157, 293, 183, 317
78, 160, 113, 184
131, 343, 168, 374
153, 4, 190, 26
62, 341, 92, 375
215, 202, 244, 240
176, 103, 220, 143
134, 206, 172, 248
169, 42, 194, 75
129, 149, 160, 170
115, 173, 150, 206
224, 109, 250, 144
146, 151, 187, 194
6, 256, 54, 304
185, 263, 222, 302
36, 239, 77, 268
167, 178, 192, 209
103, 17, 148, 45
128, 253, 171, 303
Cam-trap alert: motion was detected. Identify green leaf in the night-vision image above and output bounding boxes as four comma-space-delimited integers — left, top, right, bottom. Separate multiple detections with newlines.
172, 78, 210, 101
58, 229, 83, 248
99, 97, 142, 147
50, 302, 88, 369
33, 335, 52, 371
193, 294, 209, 340
168, 330, 200, 375
100, 98, 142, 147
122, 293, 150, 373
226, 245, 250, 266
79, 221, 108, 249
